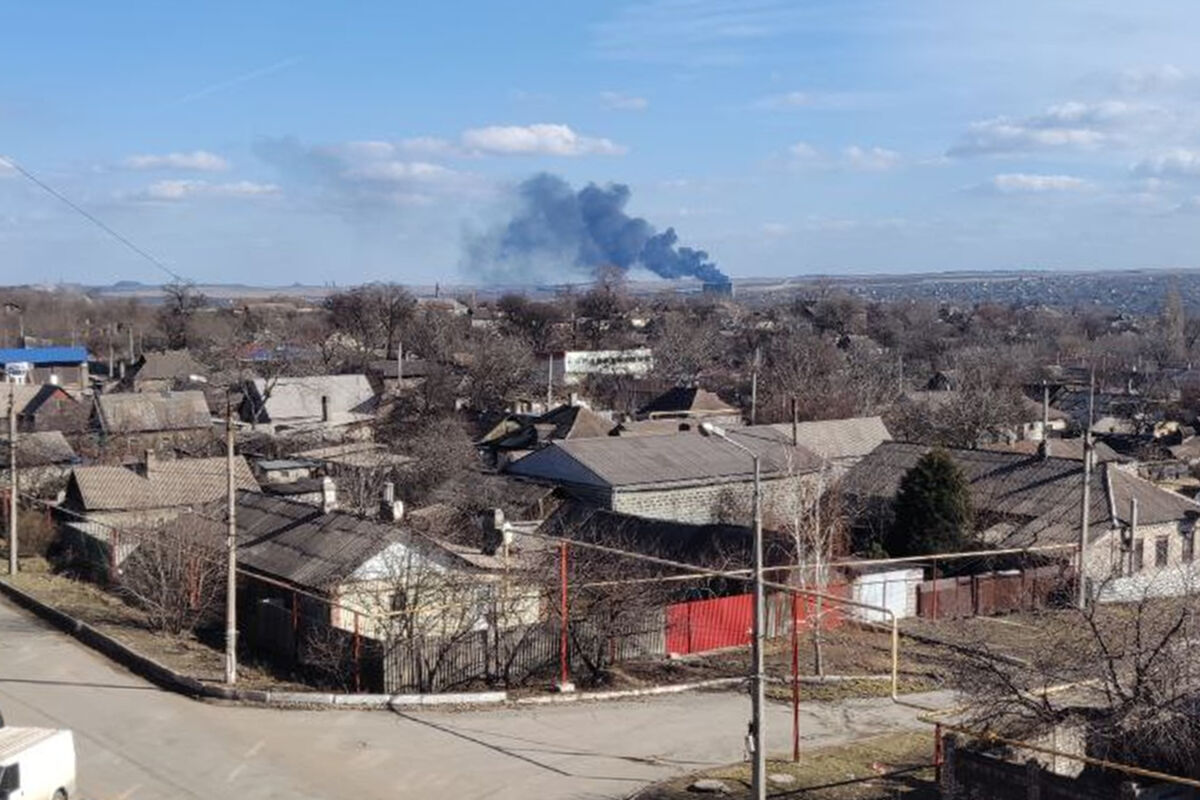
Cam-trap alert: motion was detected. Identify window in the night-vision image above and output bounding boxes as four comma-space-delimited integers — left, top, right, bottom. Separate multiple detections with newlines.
1184, 530, 1196, 564
1156, 536, 1169, 568
1133, 538, 1145, 573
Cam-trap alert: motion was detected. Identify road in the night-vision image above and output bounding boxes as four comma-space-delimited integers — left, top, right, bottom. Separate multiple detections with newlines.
0, 595, 950, 800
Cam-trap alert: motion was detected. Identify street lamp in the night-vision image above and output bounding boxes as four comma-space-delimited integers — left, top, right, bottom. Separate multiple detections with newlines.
698, 421, 766, 800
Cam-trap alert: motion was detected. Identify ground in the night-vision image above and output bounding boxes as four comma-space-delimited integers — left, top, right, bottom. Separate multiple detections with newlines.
0, 592, 954, 800
636, 731, 937, 800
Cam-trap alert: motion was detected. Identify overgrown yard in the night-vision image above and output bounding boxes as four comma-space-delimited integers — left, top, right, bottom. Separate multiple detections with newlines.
636, 731, 937, 800
1, 559, 307, 692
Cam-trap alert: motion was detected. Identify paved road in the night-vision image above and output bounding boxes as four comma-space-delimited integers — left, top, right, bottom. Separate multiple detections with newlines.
0, 596, 950, 800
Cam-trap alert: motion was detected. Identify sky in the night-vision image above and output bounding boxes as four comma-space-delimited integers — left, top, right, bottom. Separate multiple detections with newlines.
5, 1, 1200, 286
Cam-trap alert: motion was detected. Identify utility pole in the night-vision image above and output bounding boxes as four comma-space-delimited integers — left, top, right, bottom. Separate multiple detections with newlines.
7, 384, 16, 576
546, 354, 554, 409
750, 346, 760, 425
698, 422, 764, 800
396, 339, 403, 384
225, 400, 238, 684
127, 325, 135, 363
1077, 370, 1095, 609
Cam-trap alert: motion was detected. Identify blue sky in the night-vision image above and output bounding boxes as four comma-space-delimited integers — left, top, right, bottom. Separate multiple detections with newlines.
5, 1, 1200, 285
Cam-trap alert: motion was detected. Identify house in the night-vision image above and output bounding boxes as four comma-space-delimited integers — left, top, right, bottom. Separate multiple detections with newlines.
634, 386, 742, 425
234, 490, 541, 648
59, 453, 259, 577
549, 348, 654, 386
505, 427, 823, 525
16, 384, 91, 434
121, 349, 208, 392
0, 431, 77, 496
476, 403, 614, 466
240, 375, 377, 434
0, 346, 90, 388
982, 438, 1125, 463
254, 458, 316, 485
93, 389, 215, 456
762, 416, 892, 474
366, 358, 438, 395
842, 442, 1200, 600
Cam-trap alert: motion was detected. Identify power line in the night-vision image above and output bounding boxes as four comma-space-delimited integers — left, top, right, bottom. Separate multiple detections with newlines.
0, 155, 188, 284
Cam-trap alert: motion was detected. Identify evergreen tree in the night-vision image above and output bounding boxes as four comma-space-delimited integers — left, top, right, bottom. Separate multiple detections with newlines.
887, 448, 974, 557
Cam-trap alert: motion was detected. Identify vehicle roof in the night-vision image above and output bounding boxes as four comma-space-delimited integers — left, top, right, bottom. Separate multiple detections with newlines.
0, 727, 64, 763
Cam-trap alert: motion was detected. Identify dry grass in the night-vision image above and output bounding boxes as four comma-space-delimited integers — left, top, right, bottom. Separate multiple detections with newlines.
2, 562, 306, 691
639, 731, 937, 800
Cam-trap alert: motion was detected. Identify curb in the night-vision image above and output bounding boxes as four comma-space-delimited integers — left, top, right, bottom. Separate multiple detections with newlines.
0, 579, 509, 710
513, 677, 744, 705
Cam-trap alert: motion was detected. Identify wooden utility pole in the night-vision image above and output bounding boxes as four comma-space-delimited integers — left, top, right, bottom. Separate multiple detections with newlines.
7, 384, 16, 576
225, 401, 238, 684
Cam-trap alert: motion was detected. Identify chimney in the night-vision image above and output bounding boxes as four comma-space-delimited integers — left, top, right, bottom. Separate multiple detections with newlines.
320, 395, 330, 423
379, 481, 404, 522
118, 362, 126, 380
144, 449, 157, 476
320, 476, 338, 513
1038, 381, 1050, 459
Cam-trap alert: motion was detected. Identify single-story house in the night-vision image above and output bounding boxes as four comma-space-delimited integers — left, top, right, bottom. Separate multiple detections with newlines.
505, 426, 823, 525
0, 346, 90, 388
842, 442, 1200, 600
763, 416, 892, 474
476, 403, 614, 466
16, 384, 91, 434
0, 431, 77, 496
121, 349, 209, 392
366, 358, 438, 395
92, 389, 215, 456
635, 386, 742, 425
240, 375, 377, 433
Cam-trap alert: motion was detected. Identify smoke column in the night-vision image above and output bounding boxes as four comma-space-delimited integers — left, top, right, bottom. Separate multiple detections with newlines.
465, 173, 728, 283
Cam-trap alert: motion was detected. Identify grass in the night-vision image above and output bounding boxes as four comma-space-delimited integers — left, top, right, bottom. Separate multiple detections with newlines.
639, 731, 937, 800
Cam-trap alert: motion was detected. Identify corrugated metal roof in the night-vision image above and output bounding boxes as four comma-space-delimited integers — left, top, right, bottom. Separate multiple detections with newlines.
507, 427, 822, 489
0, 346, 89, 365
96, 390, 212, 433
70, 456, 258, 511
763, 417, 891, 461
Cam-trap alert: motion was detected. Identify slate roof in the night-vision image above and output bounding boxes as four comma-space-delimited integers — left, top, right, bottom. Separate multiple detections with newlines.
95, 390, 212, 433
982, 439, 1125, 463
762, 417, 891, 462
507, 426, 822, 489
478, 404, 614, 450
0, 431, 76, 467
130, 350, 208, 382
244, 375, 377, 426
842, 442, 1200, 547
0, 346, 89, 365
368, 358, 437, 379
637, 387, 738, 418
69, 456, 258, 511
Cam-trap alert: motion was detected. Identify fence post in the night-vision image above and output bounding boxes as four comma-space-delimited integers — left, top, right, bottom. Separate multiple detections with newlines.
559, 540, 570, 690
291, 591, 299, 662
353, 611, 361, 693
932, 558, 939, 620
934, 722, 943, 783
791, 592, 800, 763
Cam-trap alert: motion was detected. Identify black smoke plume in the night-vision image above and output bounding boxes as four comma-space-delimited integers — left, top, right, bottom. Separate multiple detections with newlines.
465, 173, 728, 283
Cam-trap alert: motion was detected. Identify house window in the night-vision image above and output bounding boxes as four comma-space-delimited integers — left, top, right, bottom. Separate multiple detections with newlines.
1184, 530, 1195, 564
1133, 538, 1144, 573
1155, 536, 1169, 568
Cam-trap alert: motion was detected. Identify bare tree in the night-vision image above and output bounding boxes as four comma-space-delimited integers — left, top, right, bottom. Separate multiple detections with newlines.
119, 519, 224, 635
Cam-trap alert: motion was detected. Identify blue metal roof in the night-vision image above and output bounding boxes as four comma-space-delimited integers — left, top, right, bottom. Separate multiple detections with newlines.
0, 346, 90, 365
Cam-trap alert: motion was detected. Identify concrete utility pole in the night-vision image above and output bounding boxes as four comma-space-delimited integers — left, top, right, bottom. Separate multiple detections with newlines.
698, 422, 765, 800
546, 354, 554, 409
396, 340, 403, 384
225, 401, 238, 684
750, 346, 760, 425
1077, 371, 1095, 609
7, 384, 17, 576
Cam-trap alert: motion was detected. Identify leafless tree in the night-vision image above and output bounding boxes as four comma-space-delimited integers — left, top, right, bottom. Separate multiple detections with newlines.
118, 520, 224, 635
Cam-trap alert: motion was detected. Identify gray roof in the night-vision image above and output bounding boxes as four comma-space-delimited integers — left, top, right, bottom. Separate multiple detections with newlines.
69, 456, 258, 511
0, 431, 76, 467
843, 442, 1200, 547
130, 349, 208, 382
245, 375, 377, 427
96, 390, 212, 433
762, 416, 891, 462
507, 427, 823, 490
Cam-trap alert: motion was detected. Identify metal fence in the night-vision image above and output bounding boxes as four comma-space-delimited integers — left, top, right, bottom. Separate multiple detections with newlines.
916, 564, 1075, 619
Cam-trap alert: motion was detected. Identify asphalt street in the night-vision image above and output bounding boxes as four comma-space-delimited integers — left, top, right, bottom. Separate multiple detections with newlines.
0, 595, 950, 799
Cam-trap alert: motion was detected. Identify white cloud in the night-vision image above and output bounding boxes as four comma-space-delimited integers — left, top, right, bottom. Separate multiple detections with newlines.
760, 222, 789, 236
396, 136, 458, 156
990, 173, 1091, 193
460, 124, 626, 156
600, 91, 648, 111
121, 150, 230, 171
342, 161, 456, 182
1115, 64, 1187, 95
948, 101, 1155, 157
786, 142, 901, 171
843, 145, 901, 171
131, 179, 278, 201
753, 90, 874, 110
0, 156, 14, 177
1132, 149, 1200, 178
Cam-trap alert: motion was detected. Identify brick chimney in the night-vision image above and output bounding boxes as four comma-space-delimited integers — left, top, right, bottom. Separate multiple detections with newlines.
320, 395, 330, 424
320, 475, 338, 513
144, 449, 157, 476
378, 481, 404, 522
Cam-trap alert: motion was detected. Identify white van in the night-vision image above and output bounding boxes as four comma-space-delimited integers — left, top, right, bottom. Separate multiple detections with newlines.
0, 728, 76, 800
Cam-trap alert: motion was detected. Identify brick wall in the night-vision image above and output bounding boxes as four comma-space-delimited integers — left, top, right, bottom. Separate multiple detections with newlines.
611, 476, 807, 525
